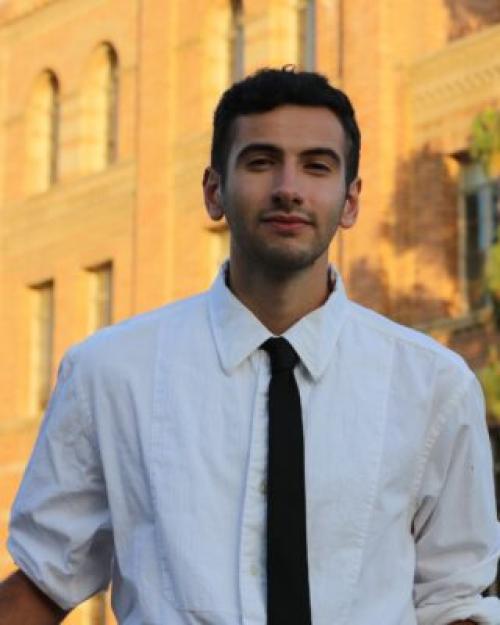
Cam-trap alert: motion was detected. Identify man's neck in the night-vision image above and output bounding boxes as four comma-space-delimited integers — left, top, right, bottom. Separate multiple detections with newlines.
226, 257, 332, 335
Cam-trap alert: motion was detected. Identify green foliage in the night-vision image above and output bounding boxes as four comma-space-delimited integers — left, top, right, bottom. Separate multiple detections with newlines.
485, 232, 500, 299
480, 228, 500, 421
470, 109, 500, 175
473, 112, 500, 421
479, 348, 500, 423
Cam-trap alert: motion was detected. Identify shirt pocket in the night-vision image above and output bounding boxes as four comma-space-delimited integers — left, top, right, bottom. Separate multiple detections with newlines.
150, 363, 243, 619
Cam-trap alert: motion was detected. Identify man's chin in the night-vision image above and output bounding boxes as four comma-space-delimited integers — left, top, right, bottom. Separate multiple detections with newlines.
253, 247, 323, 275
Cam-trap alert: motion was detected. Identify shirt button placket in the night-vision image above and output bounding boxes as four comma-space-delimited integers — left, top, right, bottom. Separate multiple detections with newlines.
239, 361, 269, 625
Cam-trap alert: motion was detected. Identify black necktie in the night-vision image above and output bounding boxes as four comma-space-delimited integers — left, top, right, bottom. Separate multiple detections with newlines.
261, 337, 312, 625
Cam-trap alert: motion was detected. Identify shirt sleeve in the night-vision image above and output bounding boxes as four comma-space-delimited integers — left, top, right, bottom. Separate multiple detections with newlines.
7, 347, 113, 610
413, 374, 500, 625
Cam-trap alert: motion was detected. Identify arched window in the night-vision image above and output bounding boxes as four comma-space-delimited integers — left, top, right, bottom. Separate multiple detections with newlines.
229, 1, 245, 82
81, 43, 119, 173
26, 70, 59, 194
298, 0, 316, 70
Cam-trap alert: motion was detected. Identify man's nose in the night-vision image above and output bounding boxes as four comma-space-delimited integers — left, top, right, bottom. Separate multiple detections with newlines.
271, 165, 304, 208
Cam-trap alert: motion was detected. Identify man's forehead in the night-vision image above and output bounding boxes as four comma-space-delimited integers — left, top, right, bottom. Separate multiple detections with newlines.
229, 104, 346, 154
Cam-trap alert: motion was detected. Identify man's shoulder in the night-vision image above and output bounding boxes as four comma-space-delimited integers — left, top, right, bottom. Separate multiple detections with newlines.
68, 291, 209, 367
346, 300, 471, 375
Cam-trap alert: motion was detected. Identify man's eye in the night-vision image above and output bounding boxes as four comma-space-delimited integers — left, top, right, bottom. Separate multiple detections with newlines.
247, 157, 273, 168
306, 162, 331, 173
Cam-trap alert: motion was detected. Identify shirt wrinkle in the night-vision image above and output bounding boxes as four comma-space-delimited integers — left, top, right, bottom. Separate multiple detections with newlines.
410, 371, 477, 522
68, 349, 99, 456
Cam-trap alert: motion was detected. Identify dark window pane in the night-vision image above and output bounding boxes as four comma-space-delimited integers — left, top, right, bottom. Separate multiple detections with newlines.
465, 191, 485, 308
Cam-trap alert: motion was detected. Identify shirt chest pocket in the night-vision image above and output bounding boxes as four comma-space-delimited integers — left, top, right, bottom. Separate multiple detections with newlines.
151, 366, 246, 619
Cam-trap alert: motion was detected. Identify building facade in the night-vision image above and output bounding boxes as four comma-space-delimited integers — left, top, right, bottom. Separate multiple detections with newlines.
1, 0, 500, 622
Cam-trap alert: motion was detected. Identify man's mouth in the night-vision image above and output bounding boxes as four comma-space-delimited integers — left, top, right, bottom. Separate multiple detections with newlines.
261, 213, 313, 226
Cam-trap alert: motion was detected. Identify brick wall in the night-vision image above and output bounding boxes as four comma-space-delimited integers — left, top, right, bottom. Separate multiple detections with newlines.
444, 0, 500, 41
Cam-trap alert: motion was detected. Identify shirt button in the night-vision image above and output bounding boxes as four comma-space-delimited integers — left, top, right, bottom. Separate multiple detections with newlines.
259, 479, 267, 495
250, 564, 259, 576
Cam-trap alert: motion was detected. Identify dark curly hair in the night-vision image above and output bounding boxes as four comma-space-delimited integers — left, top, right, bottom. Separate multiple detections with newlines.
210, 67, 361, 187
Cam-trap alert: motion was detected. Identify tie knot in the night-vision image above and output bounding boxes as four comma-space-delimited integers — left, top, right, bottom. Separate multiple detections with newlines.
261, 337, 299, 373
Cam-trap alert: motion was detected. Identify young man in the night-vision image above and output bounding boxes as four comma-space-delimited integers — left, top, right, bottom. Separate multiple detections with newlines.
1, 68, 499, 625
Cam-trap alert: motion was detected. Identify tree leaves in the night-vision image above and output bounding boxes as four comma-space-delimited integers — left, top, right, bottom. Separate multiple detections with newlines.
470, 109, 500, 175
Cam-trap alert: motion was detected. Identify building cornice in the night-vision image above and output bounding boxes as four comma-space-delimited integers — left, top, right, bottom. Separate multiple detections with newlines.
408, 23, 500, 152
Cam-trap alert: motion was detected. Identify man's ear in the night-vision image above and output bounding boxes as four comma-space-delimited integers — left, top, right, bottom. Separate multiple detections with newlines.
339, 177, 361, 229
203, 167, 224, 221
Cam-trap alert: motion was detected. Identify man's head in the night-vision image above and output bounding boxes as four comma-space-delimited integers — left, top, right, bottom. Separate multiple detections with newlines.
203, 67, 362, 278
210, 67, 361, 188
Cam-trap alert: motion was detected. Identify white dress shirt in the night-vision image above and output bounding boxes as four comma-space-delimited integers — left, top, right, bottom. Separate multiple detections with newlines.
8, 266, 500, 625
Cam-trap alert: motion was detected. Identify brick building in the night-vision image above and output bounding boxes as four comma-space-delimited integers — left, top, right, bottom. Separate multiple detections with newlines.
1, 1, 500, 622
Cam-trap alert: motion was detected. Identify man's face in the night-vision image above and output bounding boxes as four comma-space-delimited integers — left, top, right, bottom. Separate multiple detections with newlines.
204, 105, 360, 275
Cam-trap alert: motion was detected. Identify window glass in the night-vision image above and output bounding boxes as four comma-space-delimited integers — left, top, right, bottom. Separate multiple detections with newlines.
26, 71, 59, 194
88, 262, 113, 333
229, 1, 244, 82
298, 0, 316, 70
81, 44, 119, 173
30, 281, 54, 414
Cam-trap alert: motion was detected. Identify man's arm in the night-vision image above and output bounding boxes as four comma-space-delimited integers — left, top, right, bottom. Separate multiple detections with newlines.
7, 350, 113, 614
0, 570, 68, 625
413, 375, 500, 625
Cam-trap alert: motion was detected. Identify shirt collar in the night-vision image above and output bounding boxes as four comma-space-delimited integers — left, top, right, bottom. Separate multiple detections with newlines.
207, 262, 349, 381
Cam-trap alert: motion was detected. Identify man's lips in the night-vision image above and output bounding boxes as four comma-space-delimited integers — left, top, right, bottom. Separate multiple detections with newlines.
261, 213, 313, 226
